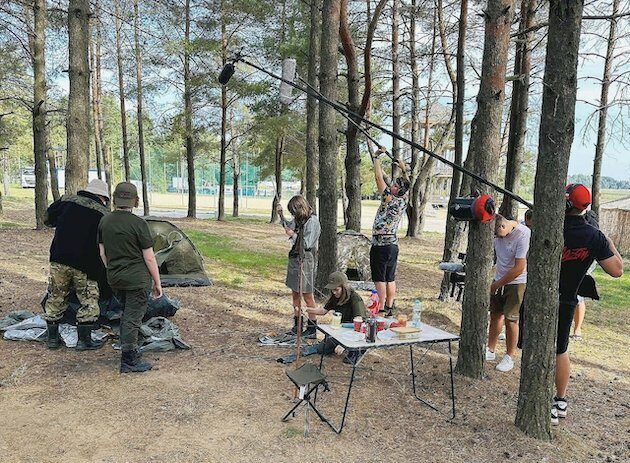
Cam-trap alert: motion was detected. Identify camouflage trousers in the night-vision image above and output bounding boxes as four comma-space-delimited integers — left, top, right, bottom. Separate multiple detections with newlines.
45, 262, 100, 323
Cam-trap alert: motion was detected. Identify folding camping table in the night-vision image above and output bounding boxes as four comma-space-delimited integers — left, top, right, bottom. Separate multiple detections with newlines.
313, 323, 459, 433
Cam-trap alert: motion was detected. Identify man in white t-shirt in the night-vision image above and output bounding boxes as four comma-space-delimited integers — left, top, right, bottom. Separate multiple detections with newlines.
487, 214, 531, 372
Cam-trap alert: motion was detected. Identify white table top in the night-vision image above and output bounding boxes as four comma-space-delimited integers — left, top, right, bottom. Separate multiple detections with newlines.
318, 323, 459, 350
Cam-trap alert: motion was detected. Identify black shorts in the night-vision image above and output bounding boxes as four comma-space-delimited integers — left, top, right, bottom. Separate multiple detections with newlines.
370, 244, 399, 282
557, 303, 576, 355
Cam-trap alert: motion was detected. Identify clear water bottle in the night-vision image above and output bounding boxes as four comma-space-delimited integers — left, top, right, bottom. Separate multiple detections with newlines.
411, 299, 422, 328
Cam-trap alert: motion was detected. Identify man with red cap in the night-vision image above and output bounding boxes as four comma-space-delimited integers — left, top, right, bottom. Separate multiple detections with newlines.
552, 184, 623, 425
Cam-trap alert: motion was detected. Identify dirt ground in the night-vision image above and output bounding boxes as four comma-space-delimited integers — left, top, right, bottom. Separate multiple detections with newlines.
0, 202, 628, 463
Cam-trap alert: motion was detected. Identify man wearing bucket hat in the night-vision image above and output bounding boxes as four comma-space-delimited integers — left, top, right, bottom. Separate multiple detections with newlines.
549, 183, 623, 425
44, 179, 111, 350
98, 182, 162, 373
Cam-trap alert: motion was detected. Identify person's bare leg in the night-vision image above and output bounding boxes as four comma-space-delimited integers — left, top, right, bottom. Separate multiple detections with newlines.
487, 312, 504, 353
555, 352, 571, 398
386, 281, 396, 308
573, 301, 585, 337
292, 291, 301, 316
505, 319, 518, 357
303, 292, 317, 321
375, 282, 387, 310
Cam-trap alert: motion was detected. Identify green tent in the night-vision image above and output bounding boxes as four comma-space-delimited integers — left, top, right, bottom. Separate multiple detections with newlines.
146, 217, 211, 287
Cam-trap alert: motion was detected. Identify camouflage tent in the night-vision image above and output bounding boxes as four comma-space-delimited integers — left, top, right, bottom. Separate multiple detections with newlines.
337, 230, 372, 282
147, 217, 211, 287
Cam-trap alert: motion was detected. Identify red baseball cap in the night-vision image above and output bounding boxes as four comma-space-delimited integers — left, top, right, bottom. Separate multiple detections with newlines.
565, 184, 591, 211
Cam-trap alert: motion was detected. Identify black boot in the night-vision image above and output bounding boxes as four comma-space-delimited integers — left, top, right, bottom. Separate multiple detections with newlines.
287, 315, 301, 335
75, 323, 104, 351
120, 349, 153, 373
303, 319, 318, 339
46, 322, 62, 349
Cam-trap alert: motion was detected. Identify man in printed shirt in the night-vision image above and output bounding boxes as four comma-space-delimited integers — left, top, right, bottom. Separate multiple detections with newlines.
551, 184, 623, 425
369, 147, 410, 316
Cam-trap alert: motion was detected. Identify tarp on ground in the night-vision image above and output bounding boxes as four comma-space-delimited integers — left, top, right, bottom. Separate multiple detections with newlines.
146, 217, 212, 287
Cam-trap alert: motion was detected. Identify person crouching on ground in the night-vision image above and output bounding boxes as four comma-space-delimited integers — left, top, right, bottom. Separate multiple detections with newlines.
370, 147, 410, 316
98, 182, 163, 373
551, 184, 622, 425
486, 214, 531, 372
278, 271, 367, 364
277, 195, 321, 338
43, 179, 110, 350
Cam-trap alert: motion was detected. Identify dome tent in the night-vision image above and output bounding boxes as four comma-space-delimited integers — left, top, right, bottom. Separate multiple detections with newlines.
146, 217, 211, 287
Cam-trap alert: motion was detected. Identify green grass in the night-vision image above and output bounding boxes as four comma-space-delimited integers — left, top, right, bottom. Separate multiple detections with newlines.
589, 264, 630, 330
600, 189, 630, 204
185, 229, 286, 285
0, 220, 22, 230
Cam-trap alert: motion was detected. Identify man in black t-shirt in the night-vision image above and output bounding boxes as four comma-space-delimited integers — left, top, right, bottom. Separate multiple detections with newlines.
552, 184, 623, 426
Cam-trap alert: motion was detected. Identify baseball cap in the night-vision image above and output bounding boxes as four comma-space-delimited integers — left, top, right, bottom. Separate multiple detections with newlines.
565, 183, 591, 211
324, 271, 348, 290
113, 182, 139, 208
84, 179, 110, 199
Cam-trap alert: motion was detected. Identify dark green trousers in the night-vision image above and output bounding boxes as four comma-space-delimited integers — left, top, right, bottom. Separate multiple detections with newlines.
115, 289, 148, 352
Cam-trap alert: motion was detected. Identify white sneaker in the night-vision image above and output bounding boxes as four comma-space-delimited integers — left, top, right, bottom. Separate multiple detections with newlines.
498, 331, 506, 341
551, 407, 559, 426
495, 354, 514, 372
486, 348, 496, 361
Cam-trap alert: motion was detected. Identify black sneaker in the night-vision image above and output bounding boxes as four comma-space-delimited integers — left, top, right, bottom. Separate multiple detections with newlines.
302, 320, 317, 339
553, 396, 568, 419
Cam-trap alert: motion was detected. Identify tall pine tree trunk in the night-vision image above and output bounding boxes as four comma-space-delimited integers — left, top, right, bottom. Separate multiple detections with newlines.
66, 0, 90, 195
406, 0, 420, 238
391, 0, 401, 178
455, 0, 514, 379
184, 0, 196, 218
499, 0, 537, 219
439, 0, 468, 300
516, 0, 585, 440
90, 36, 103, 181
134, 0, 149, 215
305, 0, 320, 213
114, 0, 130, 182
315, 0, 340, 292
340, 0, 361, 232
218, 3, 228, 222
591, 0, 620, 218
30, 0, 49, 228
95, 0, 111, 190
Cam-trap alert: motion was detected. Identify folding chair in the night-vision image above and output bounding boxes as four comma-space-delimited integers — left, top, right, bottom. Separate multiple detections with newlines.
282, 362, 332, 435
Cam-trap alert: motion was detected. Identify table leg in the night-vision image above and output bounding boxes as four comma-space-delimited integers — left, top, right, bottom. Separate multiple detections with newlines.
448, 340, 456, 419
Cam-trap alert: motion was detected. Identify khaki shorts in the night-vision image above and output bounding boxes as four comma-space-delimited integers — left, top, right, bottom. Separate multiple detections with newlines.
490, 283, 525, 321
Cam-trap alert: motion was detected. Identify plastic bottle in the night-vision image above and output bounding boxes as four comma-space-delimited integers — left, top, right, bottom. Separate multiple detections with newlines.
411, 299, 422, 328
367, 290, 380, 315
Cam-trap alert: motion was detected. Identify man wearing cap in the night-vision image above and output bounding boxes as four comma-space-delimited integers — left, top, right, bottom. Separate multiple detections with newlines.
551, 184, 623, 425
98, 182, 162, 373
370, 148, 410, 316
44, 179, 111, 350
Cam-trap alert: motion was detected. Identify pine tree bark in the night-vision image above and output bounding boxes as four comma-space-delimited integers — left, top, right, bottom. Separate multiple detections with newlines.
95, 0, 111, 190
455, 0, 514, 380
499, 0, 537, 220
66, 0, 91, 195
30, 0, 49, 228
47, 149, 60, 201
439, 0, 468, 300
134, 0, 149, 215
89, 20, 103, 181
340, 0, 361, 232
305, 0, 320, 214
516, 0, 585, 440
184, 0, 196, 218
391, 0, 401, 179
218, 2, 228, 222
114, 0, 130, 182
315, 0, 341, 292
591, 0, 619, 218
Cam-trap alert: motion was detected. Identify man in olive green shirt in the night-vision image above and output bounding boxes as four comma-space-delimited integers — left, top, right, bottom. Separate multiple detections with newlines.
98, 182, 162, 373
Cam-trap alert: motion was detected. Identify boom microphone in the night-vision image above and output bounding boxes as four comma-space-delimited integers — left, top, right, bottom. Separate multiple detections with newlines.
279, 58, 297, 105
218, 63, 235, 85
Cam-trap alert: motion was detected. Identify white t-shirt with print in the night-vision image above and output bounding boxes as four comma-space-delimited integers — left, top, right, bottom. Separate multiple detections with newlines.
493, 223, 531, 284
